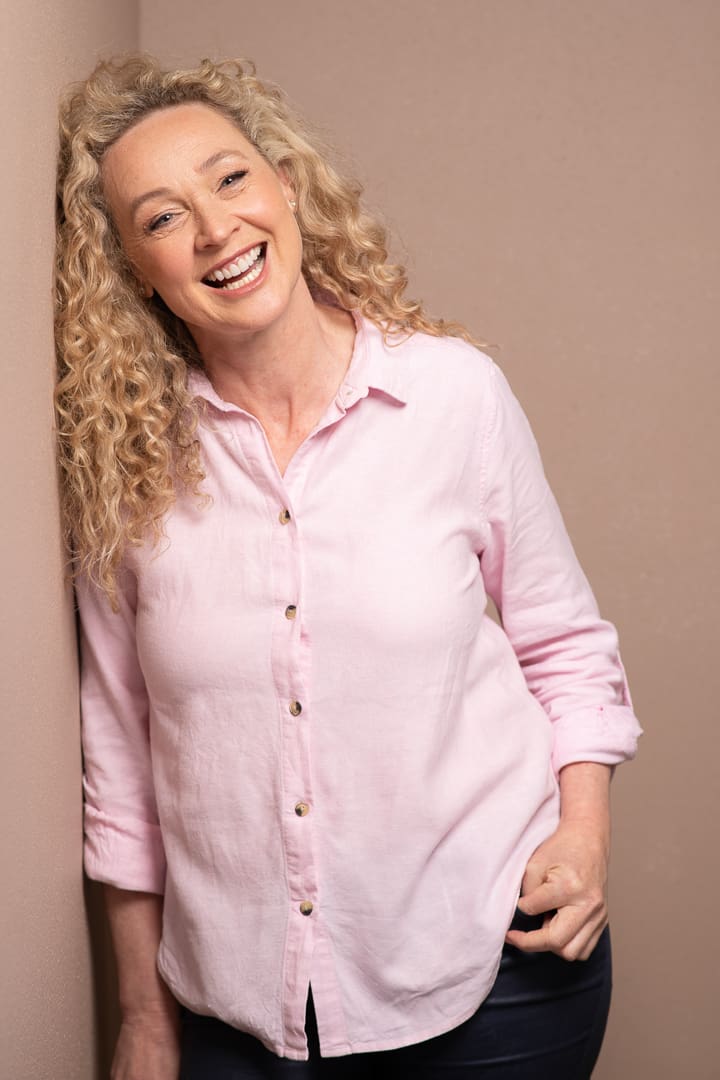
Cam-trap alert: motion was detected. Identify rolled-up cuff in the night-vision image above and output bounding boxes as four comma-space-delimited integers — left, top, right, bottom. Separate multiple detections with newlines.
551, 704, 643, 776
84, 806, 166, 894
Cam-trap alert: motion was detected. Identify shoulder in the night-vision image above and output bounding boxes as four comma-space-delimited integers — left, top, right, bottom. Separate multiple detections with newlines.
364, 319, 501, 417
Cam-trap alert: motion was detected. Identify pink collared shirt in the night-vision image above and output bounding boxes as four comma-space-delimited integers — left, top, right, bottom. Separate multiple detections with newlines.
77, 314, 641, 1060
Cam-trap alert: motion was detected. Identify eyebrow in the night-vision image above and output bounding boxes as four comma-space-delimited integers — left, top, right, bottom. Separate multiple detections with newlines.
197, 149, 247, 174
129, 149, 250, 217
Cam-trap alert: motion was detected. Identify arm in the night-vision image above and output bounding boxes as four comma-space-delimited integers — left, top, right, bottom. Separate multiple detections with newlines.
479, 363, 642, 776
77, 565, 167, 894
105, 887, 180, 1080
76, 569, 178, 1074
477, 363, 641, 956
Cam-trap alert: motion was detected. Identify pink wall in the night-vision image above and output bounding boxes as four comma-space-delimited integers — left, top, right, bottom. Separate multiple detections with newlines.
0, 4, 136, 1078
2, 2, 716, 1076
139, 3, 719, 1077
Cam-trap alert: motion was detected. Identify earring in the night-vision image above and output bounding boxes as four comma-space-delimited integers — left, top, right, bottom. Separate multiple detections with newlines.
289, 199, 297, 211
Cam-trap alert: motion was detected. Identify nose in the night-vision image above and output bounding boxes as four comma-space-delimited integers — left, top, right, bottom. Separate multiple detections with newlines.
194, 199, 238, 248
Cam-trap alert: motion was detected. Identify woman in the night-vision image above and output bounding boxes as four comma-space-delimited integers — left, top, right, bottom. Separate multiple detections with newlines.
55, 55, 642, 1079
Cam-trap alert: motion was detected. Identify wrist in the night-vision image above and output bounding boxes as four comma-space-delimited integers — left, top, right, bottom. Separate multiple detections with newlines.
119, 975, 178, 1022
121, 992, 179, 1028
558, 762, 611, 840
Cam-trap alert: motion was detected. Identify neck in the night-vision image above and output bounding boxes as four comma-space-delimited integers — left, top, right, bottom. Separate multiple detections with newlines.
191, 285, 356, 431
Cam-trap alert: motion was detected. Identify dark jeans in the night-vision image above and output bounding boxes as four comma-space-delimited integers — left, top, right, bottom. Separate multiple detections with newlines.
179, 916, 612, 1079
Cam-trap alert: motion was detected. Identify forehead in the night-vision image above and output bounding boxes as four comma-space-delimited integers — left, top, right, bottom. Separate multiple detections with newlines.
102, 102, 257, 194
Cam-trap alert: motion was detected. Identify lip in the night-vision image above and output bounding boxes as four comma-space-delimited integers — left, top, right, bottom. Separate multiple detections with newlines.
202, 241, 266, 279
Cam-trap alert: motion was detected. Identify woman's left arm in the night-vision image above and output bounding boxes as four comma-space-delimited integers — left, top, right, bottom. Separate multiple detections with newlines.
478, 361, 642, 777
504, 761, 612, 960
476, 360, 643, 958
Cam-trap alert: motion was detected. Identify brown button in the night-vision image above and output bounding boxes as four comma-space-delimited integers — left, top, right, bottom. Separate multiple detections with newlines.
285, 604, 297, 620
289, 700, 302, 716
299, 901, 314, 916
294, 802, 309, 817
279, 508, 292, 525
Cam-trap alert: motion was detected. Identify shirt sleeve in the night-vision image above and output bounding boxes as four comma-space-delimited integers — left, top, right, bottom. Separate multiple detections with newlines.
76, 565, 166, 893
478, 361, 642, 774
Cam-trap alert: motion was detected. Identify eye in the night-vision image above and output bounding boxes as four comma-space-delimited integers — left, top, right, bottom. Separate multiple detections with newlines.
147, 211, 176, 233
219, 170, 248, 189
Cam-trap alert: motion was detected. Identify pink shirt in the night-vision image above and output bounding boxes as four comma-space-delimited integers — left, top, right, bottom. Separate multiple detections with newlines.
77, 313, 641, 1060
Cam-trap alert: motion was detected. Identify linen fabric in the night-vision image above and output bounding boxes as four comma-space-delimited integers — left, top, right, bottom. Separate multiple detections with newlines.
77, 313, 641, 1060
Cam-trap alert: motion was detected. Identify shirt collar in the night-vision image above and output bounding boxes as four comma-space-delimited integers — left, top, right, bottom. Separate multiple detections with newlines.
186, 310, 409, 413
338, 310, 408, 408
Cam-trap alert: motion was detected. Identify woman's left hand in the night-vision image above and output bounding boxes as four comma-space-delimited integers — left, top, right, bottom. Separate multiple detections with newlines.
504, 762, 612, 961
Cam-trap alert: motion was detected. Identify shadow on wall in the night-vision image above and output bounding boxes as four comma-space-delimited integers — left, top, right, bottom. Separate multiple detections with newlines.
83, 877, 121, 1076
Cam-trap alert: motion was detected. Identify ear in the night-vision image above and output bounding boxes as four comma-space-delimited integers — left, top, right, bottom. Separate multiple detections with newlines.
276, 165, 296, 206
126, 257, 155, 299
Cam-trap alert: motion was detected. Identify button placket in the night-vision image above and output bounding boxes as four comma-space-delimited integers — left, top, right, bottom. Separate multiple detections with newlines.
269, 484, 318, 937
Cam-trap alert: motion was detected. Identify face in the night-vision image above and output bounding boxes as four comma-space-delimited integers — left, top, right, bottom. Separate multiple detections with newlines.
101, 102, 303, 345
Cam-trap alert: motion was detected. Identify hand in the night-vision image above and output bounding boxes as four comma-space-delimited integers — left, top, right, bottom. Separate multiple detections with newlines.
504, 817, 609, 961
111, 1005, 181, 1080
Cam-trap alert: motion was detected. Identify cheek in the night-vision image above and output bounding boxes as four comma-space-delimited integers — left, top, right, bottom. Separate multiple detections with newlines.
145, 249, 191, 292
280, 211, 303, 267
119, 240, 164, 292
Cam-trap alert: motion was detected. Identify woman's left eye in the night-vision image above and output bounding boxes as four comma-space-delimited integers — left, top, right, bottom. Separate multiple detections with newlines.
220, 171, 248, 189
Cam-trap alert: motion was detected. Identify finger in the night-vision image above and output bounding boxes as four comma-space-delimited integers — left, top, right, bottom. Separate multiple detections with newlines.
572, 916, 608, 961
519, 859, 546, 900
545, 904, 595, 954
517, 878, 568, 917
548, 921, 602, 962
504, 921, 552, 953
519, 868, 604, 917
507, 908, 606, 960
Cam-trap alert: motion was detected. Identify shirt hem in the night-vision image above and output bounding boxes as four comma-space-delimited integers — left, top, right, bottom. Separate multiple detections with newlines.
315, 996, 493, 1058
158, 936, 495, 1062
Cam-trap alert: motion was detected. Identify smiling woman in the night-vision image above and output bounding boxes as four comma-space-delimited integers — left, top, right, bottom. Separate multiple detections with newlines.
55, 55, 641, 1080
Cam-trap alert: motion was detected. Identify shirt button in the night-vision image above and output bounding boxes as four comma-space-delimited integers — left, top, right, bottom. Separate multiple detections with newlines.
294, 802, 309, 817
279, 508, 292, 525
299, 901, 314, 916
289, 700, 303, 716
285, 604, 297, 620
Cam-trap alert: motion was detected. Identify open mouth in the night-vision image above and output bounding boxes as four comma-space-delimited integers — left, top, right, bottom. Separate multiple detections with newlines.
203, 243, 267, 290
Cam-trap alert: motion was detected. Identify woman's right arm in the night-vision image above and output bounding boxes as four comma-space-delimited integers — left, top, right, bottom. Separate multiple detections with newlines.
105, 887, 180, 1080
76, 567, 179, 1076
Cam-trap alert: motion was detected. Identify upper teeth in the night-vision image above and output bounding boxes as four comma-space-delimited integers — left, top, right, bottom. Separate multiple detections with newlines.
206, 245, 262, 282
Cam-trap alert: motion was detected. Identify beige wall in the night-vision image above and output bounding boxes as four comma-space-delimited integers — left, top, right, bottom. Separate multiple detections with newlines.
0, 3, 137, 1078
139, 2, 719, 1077
3, 1, 717, 1077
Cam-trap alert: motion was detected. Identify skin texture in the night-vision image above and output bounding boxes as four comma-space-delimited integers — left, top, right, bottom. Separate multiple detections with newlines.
97, 104, 615, 1078
105, 887, 179, 1080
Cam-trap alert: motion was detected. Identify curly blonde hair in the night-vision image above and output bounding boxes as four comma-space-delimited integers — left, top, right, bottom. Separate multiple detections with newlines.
55, 54, 479, 607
